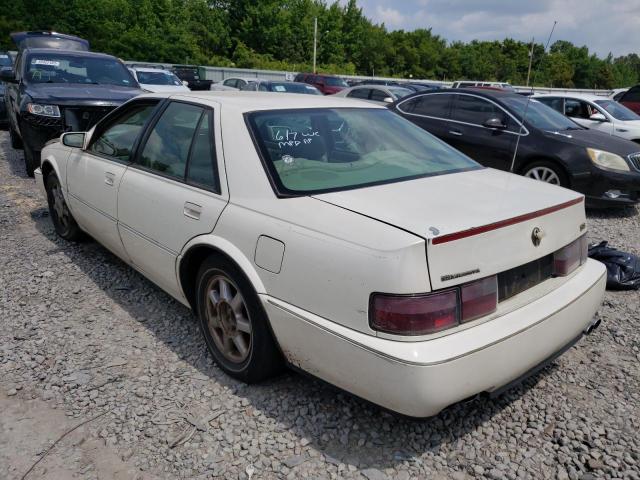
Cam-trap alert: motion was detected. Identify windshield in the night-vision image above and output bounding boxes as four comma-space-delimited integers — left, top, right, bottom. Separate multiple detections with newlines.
136, 70, 182, 86
0, 53, 11, 67
324, 77, 348, 87
501, 95, 582, 131
25, 53, 135, 87
388, 87, 413, 99
269, 82, 322, 95
248, 108, 480, 195
594, 99, 640, 121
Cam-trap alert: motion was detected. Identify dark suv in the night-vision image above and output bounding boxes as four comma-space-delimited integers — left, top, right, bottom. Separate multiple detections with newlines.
294, 73, 348, 95
2, 32, 142, 176
389, 88, 640, 207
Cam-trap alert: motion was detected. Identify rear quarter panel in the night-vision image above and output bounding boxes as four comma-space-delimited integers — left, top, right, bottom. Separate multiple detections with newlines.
212, 197, 430, 335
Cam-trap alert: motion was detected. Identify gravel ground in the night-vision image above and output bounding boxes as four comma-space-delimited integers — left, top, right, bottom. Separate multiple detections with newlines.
0, 129, 639, 480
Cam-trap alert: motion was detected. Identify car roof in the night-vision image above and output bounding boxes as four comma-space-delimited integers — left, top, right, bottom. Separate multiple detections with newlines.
533, 92, 607, 102
227, 77, 267, 82
11, 31, 89, 51
261, 80, 310, 85
132, 67, 174, 73
136, 91, 381, 112
23, 48, 118, 59
417, 87, 517, 98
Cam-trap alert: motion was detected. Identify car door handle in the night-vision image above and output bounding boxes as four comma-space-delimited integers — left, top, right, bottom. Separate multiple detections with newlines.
449, 129, 463, 136
104, 172, 115, 186
183, 202, 202, 220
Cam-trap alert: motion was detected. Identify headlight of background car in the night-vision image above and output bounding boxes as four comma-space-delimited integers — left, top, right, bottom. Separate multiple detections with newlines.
27, 103, 61, 118
586, 148, 630, 172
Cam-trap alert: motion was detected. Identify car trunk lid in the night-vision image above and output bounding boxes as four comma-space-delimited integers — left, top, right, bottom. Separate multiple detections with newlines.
314, 168, 586, 290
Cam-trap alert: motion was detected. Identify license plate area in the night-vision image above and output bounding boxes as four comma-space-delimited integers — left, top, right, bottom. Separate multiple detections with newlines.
498, 254, 553, 302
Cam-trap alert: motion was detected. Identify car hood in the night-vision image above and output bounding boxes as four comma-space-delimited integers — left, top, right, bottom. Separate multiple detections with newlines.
26, 83, 143, 106
542, 128, 640, 155
315, 168, 585, 289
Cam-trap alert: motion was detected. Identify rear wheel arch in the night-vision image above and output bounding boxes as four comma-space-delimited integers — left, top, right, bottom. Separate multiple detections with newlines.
178, 241, 265, 311
518, 157, 571, 188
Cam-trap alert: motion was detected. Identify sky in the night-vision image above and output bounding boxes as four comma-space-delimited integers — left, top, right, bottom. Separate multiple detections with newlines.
348, 0, 640, 58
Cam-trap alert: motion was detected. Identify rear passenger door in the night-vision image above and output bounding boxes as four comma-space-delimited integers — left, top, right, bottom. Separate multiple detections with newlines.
117, 100, 228, 299
346, 88, 371, 101
223, 79, 238, 89
395, 93, 453, 140
448, 93, 518, 170
535, 97, 564, 115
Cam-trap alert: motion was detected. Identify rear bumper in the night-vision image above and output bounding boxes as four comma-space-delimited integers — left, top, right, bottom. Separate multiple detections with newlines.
264, 259, 606, 417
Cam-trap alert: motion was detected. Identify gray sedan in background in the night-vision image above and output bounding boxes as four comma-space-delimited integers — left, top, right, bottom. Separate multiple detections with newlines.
333, 84, 414, 104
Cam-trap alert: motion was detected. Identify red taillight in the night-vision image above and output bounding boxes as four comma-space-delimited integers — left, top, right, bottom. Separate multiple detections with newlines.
554, 235, 588, 276
461, 276, 498, 323
370, 290, 459, 335
370, 274, 499, 335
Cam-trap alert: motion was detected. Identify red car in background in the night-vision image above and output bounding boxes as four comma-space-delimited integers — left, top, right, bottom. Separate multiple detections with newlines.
618, 85, 640, 114
294, 73, 348, 95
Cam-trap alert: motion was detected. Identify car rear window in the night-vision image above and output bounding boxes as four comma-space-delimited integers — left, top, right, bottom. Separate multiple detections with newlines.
247, 108, 480, 195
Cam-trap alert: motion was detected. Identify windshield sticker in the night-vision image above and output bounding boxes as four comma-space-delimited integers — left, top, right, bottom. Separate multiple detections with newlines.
270, 126, 319, 149
32, 59, 60, 67
282, 154, 294, 164
274, 85, 286, 92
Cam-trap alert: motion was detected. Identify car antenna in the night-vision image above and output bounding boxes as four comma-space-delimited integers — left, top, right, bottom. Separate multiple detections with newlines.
510, 20, 557, 172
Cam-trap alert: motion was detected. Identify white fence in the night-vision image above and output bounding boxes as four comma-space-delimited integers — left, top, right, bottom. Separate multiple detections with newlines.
123, 61, 616, 96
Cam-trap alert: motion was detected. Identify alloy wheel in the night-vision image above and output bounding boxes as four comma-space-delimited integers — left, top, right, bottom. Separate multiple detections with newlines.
50, 183, 71, 232
205, 274, 252, 364
524, 166, 561, 185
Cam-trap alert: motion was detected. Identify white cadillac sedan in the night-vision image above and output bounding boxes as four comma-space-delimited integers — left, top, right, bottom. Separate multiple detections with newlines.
35, 92, 606, 417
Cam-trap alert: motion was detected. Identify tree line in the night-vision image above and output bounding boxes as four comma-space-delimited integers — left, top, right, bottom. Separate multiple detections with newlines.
1, 0, 639, 88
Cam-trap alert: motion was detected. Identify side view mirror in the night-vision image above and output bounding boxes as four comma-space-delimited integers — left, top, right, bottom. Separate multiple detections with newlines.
383, 97, 394, 103
61, 132, 86, 148
589, 113, 607, 122
0, 67, 16, 83
182, 80, 188, 87
484, 117, 507, 129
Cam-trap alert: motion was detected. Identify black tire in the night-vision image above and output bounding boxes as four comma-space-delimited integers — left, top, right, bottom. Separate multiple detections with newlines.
45, 172, 82, 241
521, 160, 569, 188
9, 125, 23, 149
196, 255, 283, 383
23, 144, 39, 178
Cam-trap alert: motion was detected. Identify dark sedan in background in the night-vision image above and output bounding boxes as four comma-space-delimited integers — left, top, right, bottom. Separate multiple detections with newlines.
2, 31, 142, 176
389, 88, 640, 207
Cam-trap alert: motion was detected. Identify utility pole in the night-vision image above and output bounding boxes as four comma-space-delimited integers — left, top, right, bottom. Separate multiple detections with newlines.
313, 17, 318, 74
526, 37, 535, 87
